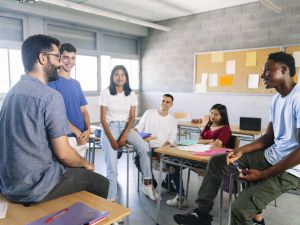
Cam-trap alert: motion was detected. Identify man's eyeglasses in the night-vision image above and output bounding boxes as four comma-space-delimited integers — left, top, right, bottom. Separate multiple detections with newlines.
44, 53, 61, 60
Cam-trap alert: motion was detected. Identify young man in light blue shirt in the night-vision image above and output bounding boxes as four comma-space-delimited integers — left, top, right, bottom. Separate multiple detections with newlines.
174, 52, 300, 225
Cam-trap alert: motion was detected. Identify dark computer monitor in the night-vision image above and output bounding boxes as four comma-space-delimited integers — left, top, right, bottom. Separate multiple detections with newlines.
239, 117, 261, 131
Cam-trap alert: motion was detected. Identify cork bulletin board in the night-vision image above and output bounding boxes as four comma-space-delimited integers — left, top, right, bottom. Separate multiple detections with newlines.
194, 47, 281, 94
284, 45, 300, 84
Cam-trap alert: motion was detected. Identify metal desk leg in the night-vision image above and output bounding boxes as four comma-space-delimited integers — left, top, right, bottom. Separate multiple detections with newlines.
178, 161, 183, 209
155, 155, 163, 225
227, 173, 234, 225
186, 168, 191, 200
219, 179, 224, 225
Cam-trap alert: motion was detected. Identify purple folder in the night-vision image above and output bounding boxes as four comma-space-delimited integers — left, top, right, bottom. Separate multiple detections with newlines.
26, 202, 109, 225
139, 132, 151, 139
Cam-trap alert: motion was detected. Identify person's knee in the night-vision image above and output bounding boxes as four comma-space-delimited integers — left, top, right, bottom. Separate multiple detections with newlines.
231, 199, 251, 222
207, 154, 227, 172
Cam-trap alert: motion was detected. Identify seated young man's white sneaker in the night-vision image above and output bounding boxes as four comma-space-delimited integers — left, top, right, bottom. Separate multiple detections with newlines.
166, 195, 188, 207
142, 184, 158, 200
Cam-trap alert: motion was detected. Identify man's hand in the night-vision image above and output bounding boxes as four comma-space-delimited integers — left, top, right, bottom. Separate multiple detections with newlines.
239, 168, 267, 181
78, 130, 91, 145
83, 161, 95, 171
226, 150, 242, 165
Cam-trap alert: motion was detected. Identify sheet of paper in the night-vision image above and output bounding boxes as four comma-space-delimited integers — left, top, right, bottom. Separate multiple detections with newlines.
195, 83, 207, 93
195, 73, 208, 93
177, 144, 212, 152
246, 52, 257, 66
248, 74, 259, 88
0, 202, 7, 219
220, 75, 233, 86
293, 51, 300, 67
201, 73, 208, 85
226, 60, 236, 74
211, 52, 224, 63
208, 73, 218, 87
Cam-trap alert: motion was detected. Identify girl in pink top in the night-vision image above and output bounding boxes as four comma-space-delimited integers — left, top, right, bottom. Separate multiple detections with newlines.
199, 104, 231, 147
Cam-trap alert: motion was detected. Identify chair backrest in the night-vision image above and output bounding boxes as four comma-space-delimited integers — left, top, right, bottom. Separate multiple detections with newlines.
173, 112, 191, 120
227, 135, 240, 150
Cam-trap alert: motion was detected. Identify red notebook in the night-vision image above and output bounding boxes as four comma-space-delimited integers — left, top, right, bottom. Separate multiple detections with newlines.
192, 148, 230, 156
26, 202, 109, 225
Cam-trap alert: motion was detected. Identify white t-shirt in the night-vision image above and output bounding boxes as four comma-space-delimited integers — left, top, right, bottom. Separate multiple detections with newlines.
135, 109, 177, 148
99, 88, 138, 123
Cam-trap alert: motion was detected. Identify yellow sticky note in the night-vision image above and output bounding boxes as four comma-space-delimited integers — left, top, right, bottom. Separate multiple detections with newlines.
211, 52, 224, 63
220, 75, 233, 86
246, 52, 257, 66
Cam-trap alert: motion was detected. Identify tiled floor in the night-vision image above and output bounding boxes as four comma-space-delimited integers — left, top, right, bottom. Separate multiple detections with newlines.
93, 144, 300, 225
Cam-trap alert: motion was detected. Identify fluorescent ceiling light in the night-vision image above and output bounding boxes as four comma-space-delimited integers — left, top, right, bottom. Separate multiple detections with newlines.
38, 0, 171, 31
259, 0, 281, 13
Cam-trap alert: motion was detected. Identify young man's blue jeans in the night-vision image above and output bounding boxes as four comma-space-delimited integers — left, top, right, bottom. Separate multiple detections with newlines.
102, 121, 152, 201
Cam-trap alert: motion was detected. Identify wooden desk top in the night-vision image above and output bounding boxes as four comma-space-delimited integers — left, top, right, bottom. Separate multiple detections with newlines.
177, 121, 265, 137
155, 145, 211, 163
0, 191, 130, 225
230, 125, 265, 136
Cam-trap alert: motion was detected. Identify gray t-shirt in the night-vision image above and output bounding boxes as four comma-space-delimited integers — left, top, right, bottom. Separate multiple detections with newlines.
0, 75, 71, 203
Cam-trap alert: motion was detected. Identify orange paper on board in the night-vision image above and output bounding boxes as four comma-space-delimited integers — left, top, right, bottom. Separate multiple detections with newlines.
220, 75, 233, 86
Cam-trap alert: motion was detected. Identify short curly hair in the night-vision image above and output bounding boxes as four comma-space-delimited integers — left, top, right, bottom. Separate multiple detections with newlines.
268, 51, 296, 77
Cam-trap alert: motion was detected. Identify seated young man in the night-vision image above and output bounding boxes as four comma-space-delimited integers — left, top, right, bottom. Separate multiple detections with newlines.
134, 94, 178, 200
0, 34, 109, 205
174, 52, 300, 225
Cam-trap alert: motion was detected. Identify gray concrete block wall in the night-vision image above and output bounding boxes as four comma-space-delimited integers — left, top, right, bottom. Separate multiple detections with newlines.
141, 0, 300, 92
140, 0, 300, 128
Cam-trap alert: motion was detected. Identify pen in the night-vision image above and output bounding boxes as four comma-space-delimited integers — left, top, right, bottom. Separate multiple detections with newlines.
232, 161, 241, 171
45, 208, 69, 223
82, 213, 109, 225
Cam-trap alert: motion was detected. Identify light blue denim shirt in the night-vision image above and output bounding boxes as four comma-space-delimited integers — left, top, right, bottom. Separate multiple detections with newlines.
0, 75, 71, 203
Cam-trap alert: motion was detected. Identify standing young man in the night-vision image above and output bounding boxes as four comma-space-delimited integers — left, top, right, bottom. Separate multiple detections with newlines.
48, 43, 90, 157
0, 34, 108, 204
174, 52, 300, 225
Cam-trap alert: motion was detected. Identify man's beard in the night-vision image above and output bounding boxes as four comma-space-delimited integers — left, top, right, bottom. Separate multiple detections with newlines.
44, 61, 59, 82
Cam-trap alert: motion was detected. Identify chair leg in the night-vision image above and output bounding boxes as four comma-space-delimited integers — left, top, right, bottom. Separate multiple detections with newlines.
126, 147, 130, 208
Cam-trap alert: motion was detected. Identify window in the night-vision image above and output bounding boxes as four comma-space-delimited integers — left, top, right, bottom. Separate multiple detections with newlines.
101, 55, 139, 90
0, 48, 23, 94
70, 55, 98, 92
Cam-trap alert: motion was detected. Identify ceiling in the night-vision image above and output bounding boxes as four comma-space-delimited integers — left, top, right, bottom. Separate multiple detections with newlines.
67, 0, 259, 22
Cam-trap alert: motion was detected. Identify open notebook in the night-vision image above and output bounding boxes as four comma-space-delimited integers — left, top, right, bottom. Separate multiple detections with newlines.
26, 202, 109, 225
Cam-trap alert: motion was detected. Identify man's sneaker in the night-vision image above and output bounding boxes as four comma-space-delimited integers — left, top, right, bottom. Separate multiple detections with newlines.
161, 180, 177, 193
253, 218, 265, 225
166, 195, 188, 207
142, 184, 158, 200
174, 208, 212, 225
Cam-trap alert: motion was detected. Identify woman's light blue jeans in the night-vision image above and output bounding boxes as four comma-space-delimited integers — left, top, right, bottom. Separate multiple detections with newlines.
101, 121, 152, 201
